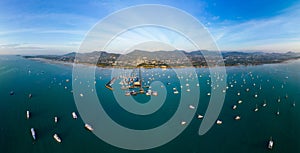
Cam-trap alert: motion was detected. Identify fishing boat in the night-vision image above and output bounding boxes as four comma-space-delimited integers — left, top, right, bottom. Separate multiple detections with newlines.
53, 134, 62, 143
85, 124, 94, 131
105, 77, 116, 90
268, 137, 274, 149
72, 112, 78, 119
26, 110, 30, 119
31, 128, 36, 140
54, 116, 58, 123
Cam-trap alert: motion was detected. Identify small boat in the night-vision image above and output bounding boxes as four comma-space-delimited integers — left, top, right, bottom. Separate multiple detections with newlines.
105, 77, 116, 90
53, 134, 62, 143
85, 124, 94, 131
31, 128, 36, 140
254, 105, 259, 112
189, 105, 195, 110
125, 91, 131, 96
216, 120, 222, 125
232, 105, 237, 110
237, 92, 241, 96
277, 98, 281, 103
26, 111, 30, 119
238, 100, 243, 104
152, 91, 158, 96
80, 93, 84, 97
276, 109, 280, 115
197, 114, 204, 119
235, 116, 241, 120
146, 90, 152, 96
10, 91, 14, 95
285, 94, 288, 99
262, 100, 267, 107
293, 101, 296, 107
173, 90, 179, 94
180, 121, 187, 125
28, 93, 32, 99
254, 94, 258, 98
72, 112, 78, 119
54, 116, 58, 123
268, 137, 274, 149
207, 92, 211, 96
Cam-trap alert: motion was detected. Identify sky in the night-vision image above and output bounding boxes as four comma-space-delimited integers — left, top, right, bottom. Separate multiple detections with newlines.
0, 0, 300, 55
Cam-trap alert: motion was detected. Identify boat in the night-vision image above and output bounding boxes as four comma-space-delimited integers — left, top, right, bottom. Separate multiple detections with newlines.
10, 91, 14, 95
293, 101, 296, 107
232, 105, 237, 110
173, 90, 179, 94
276, 109, 280, 115
28, 93, 32, 99
125, 91, 131, 96
54, 116, 58, 123
152, 91, 158, 96
26, 110, 30, 119
268, 137, 274, 149
53, 134, 62, 143
238, 100, 243, 104
197, 114, 204, 119
146, 90, 152, 96
72, 112, 78, 119
189, 105, 195, 110
262, 100, 267, 107
85, 124, 94, 131
181, 121, 187, 125
277, 98, 281, 103
31, 128, 36, 140
216, 120, 222, 125
254, 105, 259, 112
235, 116, 241, 120
105, 77, 116, 90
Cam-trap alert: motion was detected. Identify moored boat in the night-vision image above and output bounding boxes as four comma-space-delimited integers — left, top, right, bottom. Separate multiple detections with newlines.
26, 110, 30, 119
53, 134, 62, 143
31, 128, 36, 140
268, 137, 274, 149
72, 112, 78, 119
85, 124, 94, 131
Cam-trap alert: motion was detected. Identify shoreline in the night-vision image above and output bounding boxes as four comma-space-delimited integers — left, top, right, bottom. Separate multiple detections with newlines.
25, 56, 300, 69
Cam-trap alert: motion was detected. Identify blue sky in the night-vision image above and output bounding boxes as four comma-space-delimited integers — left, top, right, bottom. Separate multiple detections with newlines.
0, 0, 300, 54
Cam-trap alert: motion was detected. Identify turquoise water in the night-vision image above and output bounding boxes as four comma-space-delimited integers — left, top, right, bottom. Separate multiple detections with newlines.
0, 55, 299, 153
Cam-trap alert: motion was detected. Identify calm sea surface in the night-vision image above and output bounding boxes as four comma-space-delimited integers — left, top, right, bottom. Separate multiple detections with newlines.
0, 55, 299, 153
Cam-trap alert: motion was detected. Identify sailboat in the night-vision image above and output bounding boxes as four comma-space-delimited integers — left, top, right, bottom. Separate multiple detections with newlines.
105, 77, 116, 90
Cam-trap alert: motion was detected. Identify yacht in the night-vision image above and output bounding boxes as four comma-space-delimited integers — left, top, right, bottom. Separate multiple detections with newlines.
152, 91, 158, 96
53, 134, 62, 143
146, 90, 152, 96
54, 116, 58, 123
262, 100, 267, 107
26, 111, 30, 119
31, 128, 36, 140
72, 112, 78, 119
238, 100, 243, 104
173, 90, 179, 94
85, 124, 94, 131
268, 137, 274, 149
181, 121, 187, 125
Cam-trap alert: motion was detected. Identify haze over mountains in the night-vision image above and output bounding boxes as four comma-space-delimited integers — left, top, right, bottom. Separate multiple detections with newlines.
24, 50, 300, 67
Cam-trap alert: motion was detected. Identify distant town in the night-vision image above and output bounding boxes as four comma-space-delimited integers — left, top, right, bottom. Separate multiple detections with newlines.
23, 50, 300, 68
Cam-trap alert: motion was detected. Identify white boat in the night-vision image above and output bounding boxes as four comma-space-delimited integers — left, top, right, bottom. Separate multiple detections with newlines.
216, 120, 222, 125
181, 121, 187, 125
262, 100, 267, 107
54, 116, 58, 123
26, 111, 30, 119
254, 105, 259, 112
276, 109, 280, 115
232, 105, 237, 110
85, 124, 94, 131
268, 137, 274, 149
72, 112, 78, 119
146, 90, 152, 96
189, 105, 195, 110
238, 100, 243, 104
293, 101, 296, 107
53, 134, 62, 143
31, 128, 36, 140
197, 114, 204, 119
152, 91, 158, 96
173, 90, 179, 94
235, 116, 241, 120
29, 93, 32, 99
